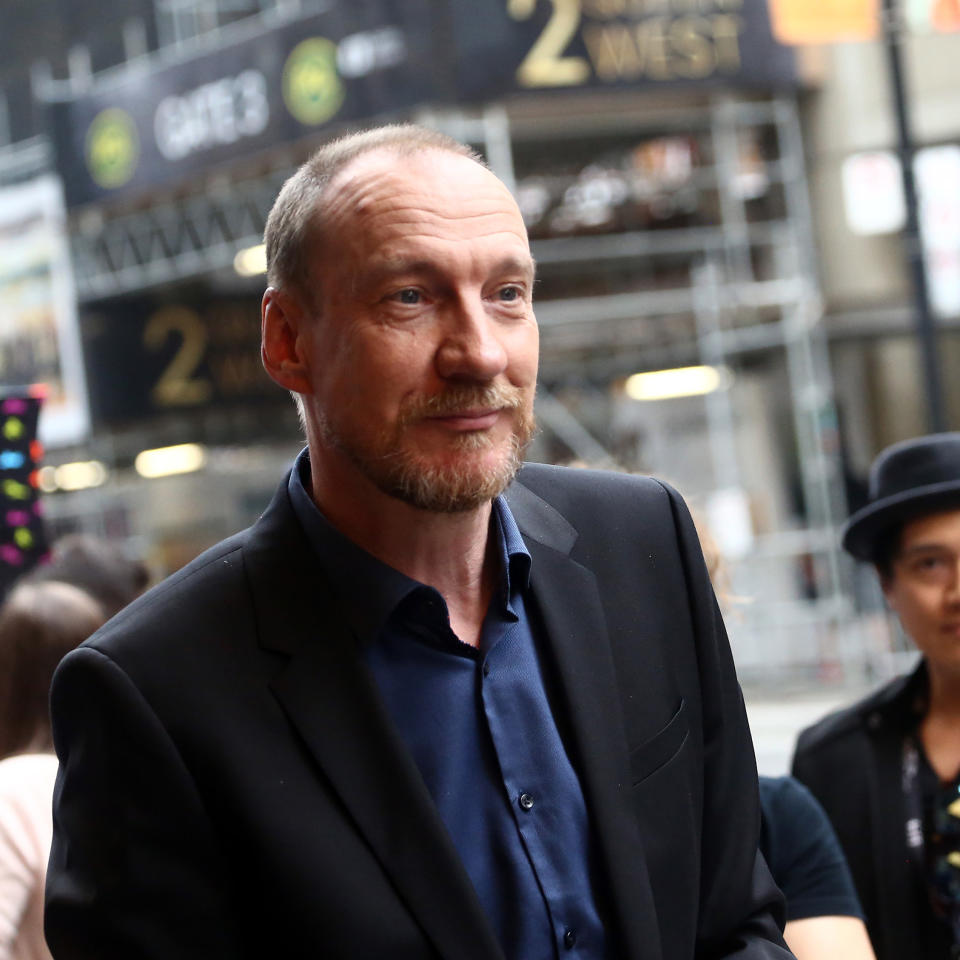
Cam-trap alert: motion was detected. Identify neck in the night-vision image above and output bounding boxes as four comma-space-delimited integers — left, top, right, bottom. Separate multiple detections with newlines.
926, 662, 960, 722
921, 661, 960, 781
309, 449, 499, 647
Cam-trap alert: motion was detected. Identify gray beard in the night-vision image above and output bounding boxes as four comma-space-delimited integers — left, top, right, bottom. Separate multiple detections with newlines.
317, 385, 535, 513
374, 428, 529, 513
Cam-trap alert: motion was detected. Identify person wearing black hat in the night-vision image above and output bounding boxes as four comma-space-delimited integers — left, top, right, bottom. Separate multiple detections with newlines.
793, 432, 960, 960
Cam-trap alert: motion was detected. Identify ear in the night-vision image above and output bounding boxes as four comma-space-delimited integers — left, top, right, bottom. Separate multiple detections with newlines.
261, 287, 314, 394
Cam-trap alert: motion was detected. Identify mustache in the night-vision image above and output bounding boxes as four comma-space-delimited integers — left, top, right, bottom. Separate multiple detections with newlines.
398, 383, 526, 424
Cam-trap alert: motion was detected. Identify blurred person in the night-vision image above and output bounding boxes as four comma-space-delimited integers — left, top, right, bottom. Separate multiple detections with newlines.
690, 510, 874, 960
45, 125, 790, 959
0, 581, 105, 960
759, 776, 875, 960
793, 432, 960, 960
24, 535, 149, 619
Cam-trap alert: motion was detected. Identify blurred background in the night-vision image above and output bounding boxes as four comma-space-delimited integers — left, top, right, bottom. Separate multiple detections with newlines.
0, 0, 958, 764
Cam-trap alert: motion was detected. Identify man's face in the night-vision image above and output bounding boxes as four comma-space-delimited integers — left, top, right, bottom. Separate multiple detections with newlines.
299, 148, 538, 513
882, 508, 960, 676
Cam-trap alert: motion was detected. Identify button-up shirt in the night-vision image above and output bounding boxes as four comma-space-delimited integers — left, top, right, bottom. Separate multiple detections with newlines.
288, 450, 608, 959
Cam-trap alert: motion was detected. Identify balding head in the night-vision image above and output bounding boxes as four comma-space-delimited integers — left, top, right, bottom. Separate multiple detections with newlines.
264, 124, 485, 305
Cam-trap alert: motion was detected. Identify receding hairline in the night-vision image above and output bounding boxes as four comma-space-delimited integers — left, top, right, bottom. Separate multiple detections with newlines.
264, 124, 488, 297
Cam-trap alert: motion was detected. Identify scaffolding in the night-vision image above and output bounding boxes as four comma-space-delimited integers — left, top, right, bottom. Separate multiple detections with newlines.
0, 12, 875, 685
422, 96, 862, 686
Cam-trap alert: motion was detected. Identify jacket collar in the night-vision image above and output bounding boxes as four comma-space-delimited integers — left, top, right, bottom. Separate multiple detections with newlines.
862, 658, 928, 734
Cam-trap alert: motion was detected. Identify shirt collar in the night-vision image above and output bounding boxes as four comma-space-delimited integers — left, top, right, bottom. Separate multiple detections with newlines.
287, 448, 531, 643
490, 485, 532, 617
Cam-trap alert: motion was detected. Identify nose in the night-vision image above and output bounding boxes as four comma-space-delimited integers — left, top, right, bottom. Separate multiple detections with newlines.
949, 560, 960, 601
434, 299, 509, 383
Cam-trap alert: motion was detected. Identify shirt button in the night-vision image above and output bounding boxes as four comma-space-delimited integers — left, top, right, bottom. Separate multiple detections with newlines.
482, 662, 490, 677
518, 793, 534, 811
564, 929, 577, 949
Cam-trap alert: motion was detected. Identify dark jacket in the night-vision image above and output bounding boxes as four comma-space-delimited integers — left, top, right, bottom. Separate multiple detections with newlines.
792, 661, 951, 960
46, 464, 790, 959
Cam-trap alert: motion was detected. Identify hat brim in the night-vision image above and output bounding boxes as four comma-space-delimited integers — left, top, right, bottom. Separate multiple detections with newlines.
842, 479, 960, 562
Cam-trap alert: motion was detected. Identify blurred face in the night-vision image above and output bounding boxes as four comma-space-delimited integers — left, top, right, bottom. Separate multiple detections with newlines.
882, 508, 960, 677
299, 148, 538, 513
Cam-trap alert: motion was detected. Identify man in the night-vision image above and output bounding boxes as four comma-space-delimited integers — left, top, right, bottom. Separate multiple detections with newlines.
45, 125, 790, 959
793, 432, 960, 960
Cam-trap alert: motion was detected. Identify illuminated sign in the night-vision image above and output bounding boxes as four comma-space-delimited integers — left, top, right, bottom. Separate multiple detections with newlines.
0, 177, 89, 447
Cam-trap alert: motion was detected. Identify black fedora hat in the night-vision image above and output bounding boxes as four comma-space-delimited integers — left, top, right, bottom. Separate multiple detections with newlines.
842, 432, 960, 561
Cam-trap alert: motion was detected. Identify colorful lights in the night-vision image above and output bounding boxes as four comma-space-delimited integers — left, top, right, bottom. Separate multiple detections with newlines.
0, 393, 47, 589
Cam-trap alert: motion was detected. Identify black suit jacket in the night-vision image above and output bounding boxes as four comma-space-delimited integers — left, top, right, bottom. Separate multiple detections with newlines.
792, 661, 950, 960
46, 464, 790, 959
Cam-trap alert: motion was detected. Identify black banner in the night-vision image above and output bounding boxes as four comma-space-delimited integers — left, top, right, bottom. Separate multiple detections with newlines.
48, 2, 441, 208
47, 0, 796, 209
81, 293, 284, 425
452, 0, 796, 102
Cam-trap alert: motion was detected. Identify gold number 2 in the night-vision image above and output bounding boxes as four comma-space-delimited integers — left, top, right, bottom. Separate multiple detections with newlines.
143, 306, 214, 407
507, 0, 590, 87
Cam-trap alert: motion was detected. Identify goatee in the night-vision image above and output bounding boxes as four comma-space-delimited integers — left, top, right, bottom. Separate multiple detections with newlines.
320, 382, 536, 513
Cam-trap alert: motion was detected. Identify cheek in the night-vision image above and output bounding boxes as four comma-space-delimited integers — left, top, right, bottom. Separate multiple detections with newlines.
890, 586, 939, 630
351, 336, 434, 408
507, 324, 540, 384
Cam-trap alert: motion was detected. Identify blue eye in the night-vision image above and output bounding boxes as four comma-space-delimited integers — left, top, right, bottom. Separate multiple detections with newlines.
499, 286, 521, 301
397, 289, 421, 304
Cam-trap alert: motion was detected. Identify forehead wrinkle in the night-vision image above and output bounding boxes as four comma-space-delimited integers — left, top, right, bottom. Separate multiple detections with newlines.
321, 152, 531, 293
349, 202, 528, 238
325, 202, 528, 255
327, 154, 523, 229
361, 250, 534, 284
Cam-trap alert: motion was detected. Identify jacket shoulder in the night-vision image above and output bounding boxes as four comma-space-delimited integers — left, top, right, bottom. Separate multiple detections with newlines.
513, 462, 674, 513
81, 527, 253, 662
795, 668, 919, 754
795, 700, 868, 753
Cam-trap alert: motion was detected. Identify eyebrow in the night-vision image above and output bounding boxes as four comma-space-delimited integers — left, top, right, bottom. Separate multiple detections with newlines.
358, 255, 537, 290
492, 255, 538, 282
899, 542, 953, 557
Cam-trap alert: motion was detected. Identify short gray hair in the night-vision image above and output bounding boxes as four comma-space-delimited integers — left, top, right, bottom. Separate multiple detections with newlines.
264, 124, 484, 302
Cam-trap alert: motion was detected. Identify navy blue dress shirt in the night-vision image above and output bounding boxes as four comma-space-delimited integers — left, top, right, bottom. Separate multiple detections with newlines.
288, 450, 607, 959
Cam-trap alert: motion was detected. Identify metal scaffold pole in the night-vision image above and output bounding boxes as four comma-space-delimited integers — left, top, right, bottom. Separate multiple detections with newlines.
881, 0, 947, 433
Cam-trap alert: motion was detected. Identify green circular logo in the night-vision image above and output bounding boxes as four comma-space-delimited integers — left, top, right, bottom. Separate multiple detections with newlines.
86, 108, 139, 189
283, 37, 345, 126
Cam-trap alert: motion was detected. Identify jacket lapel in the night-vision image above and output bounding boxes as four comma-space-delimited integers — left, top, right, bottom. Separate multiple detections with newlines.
245, 482, 506, 960
508, 481, 663, 960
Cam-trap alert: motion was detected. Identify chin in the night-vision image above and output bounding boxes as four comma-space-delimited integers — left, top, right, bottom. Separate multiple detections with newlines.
385, 446, 523, 514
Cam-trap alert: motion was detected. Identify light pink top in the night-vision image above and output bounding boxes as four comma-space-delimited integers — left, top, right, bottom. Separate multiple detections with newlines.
0, 754, 57, 960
